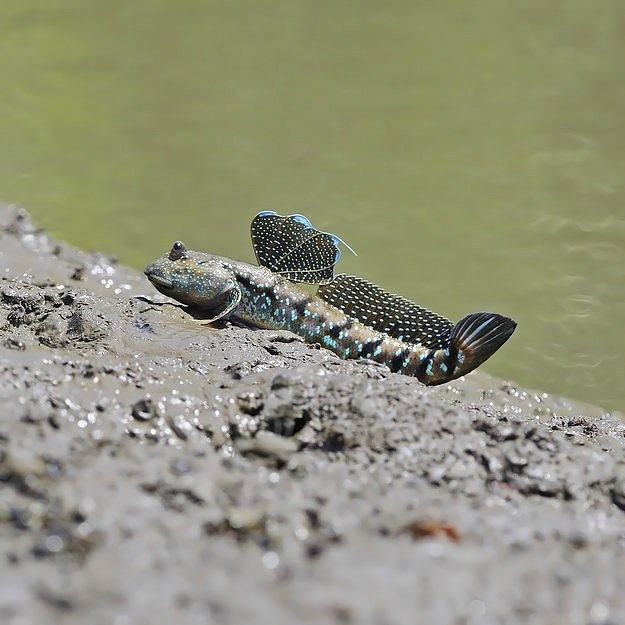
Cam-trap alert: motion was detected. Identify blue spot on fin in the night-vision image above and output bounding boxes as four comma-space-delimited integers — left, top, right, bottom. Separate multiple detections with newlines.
290, 214, 313, 228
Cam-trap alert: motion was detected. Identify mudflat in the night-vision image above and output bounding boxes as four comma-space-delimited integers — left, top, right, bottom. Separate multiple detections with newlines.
0, 204, 623, 625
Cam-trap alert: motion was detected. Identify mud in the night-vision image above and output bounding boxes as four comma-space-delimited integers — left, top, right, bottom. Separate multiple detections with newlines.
0, 203, 624, 625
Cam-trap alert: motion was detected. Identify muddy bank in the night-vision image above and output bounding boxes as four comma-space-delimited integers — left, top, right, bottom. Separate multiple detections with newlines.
0, 203, 624, 625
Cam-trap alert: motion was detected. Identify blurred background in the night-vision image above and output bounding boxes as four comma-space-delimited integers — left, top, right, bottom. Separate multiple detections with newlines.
0, 1, 623, 411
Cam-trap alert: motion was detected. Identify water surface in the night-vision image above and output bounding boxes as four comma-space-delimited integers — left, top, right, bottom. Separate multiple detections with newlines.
1, 1, 623, 410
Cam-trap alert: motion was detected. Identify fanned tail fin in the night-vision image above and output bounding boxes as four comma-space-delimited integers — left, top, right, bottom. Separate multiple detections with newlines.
450, 312, 516, 377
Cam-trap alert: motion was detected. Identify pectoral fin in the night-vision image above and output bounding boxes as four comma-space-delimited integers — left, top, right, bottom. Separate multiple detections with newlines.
200, 285, 242, 324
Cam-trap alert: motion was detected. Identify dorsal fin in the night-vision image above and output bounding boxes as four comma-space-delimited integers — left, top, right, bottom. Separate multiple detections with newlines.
317, 274, 453, 349
250, 211, 355, 285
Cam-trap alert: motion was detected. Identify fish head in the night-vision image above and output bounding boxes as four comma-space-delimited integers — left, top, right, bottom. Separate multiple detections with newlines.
144, 242, 237, 307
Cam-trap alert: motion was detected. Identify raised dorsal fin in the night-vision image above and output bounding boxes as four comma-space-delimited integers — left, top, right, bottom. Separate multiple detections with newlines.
317, 274, 453, 349
250, 211, 354, 285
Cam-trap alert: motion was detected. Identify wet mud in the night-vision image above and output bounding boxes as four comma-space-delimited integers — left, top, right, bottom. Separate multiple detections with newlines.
0, 204, 624, 625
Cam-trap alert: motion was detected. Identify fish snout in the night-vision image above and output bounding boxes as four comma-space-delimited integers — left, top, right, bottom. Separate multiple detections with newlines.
143, 261, 156, 278
144, 261, 173, 289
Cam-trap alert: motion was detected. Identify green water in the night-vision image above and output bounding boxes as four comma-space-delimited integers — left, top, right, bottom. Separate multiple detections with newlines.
1, 1, 623, 411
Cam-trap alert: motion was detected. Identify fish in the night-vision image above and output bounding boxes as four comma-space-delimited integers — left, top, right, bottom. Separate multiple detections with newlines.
144, 211, 516, 385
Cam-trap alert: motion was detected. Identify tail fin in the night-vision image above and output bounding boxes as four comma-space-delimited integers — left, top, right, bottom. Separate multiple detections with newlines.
450, 312, 516, 377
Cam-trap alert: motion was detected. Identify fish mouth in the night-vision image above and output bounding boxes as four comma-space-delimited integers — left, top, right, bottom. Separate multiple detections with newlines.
144, 268, 173, 290
148, 275, 173, 289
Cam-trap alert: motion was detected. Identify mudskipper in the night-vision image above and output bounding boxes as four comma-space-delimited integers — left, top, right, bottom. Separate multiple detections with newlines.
144, 212, 516, 385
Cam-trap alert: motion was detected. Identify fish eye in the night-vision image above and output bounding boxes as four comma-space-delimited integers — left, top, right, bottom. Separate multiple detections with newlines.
168, 241, 186, 261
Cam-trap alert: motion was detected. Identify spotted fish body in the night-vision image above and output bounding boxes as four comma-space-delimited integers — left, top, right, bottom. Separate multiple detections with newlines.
144, 213, 516, 385
233, 261, 457, 383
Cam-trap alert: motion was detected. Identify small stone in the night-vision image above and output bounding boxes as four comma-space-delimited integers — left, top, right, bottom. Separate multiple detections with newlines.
3, 336, 26, 350
131, 398, 157, 421
270, 373, 291, 390
237, 391, 264, 416
70, 265, 86, 281
236, 430, 298, 460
